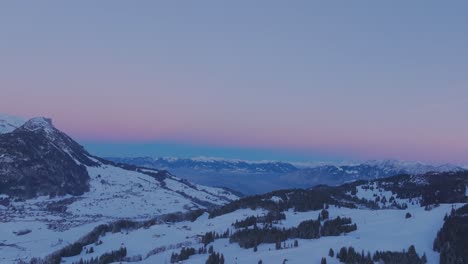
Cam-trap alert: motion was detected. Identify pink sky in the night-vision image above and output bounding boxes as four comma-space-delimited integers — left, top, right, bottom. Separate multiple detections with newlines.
1, 1, 467, 163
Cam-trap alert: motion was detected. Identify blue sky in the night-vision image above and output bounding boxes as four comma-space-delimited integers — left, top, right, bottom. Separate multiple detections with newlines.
2, 1, 467, 163
82, 140, 345, 163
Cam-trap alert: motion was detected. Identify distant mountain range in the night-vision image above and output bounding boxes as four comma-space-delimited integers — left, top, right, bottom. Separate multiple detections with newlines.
109, 156, 298, 174
109, 156, 466, 194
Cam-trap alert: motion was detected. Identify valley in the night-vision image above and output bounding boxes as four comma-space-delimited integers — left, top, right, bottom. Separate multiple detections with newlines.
0, 115, 467, 264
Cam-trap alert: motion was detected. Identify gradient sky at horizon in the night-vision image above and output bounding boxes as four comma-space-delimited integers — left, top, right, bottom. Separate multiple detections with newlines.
1, 1, 467, 163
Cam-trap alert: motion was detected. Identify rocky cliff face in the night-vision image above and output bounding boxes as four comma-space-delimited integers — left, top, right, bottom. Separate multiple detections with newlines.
0, 117, 97, 198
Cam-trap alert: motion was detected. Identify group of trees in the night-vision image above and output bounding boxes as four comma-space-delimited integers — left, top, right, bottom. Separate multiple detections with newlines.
28, 207, 213, 264
433, 204, 468, 264
230, 225, 289, 248
162, 209, 206, 223
201, 230, 230, 246
170, 247, 197, 263
319, 209, 329, 221
72, 247, 127, 264
39, 220, 137, 264
343, 184, 410, 210
209, 171, 468, 220
233, 216, 257, 228
373, 245, 427, 264
321, 217, 357, 236
230, 216, 357, 249
169, 245, 222, 263
209, 188, 338, 219
336, 246, 374, 264
371, 172, 468, 206
332, 245, 427, 264
205, 251, 225, 264
232, 211, 287, 229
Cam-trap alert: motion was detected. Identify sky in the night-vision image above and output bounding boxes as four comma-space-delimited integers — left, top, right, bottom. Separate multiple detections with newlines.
1, 1, 467, 164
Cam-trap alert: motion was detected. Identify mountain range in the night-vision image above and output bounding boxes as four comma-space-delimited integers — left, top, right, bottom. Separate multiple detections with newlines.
108, 156, 465, 194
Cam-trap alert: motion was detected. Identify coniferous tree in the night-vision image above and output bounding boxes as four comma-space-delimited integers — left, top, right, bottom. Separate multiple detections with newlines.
421, 253, 427, 264
319, 209, 329, 221
275, 241, 281, 250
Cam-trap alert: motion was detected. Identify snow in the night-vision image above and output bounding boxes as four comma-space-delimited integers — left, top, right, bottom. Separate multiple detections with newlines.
0, 160, 239, 263
62, 208, 267, 264
0, 218, 107, 263
0, 115, 464, 263
21, 117, 57, 139
353, 183, 421, 208
269, 196, 283, 203
194, 184, 239, 202
66, 164, 237, 218
0, 113, 27, 134
0, 154, 459, 264
56, 204, 459, 264
364, 159, 463, 174
355, 183, 394, 200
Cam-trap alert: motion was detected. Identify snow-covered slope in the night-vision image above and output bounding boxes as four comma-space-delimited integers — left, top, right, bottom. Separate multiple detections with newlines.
10, 171, 466, 264
1, 115, 467, 264
0, 116, 239, 263
61, 205, 456, 264
65, 163, 238, 218
0, 115, 238, 205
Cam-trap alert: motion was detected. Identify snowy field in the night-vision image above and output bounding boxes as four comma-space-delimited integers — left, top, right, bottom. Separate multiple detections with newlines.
0, 163, 238, 264
0, 173, 461, 264
54, 204, 458, 264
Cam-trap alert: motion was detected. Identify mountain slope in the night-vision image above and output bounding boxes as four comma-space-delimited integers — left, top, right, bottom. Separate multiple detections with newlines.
279, 161, 465, 188
0, 115, 240, 263
1, 114, 466, 263
22, 171, 468, 264
0, 117, 97, 198
0, 115, 239, 214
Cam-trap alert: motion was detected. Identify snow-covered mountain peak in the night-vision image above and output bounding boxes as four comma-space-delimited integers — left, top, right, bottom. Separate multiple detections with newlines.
362, 159, 463, 174
22, 116, 53, 129
21, 117, 56, 135
364, 159, 421, 168
0, 115, 62, 143
0, 113, 27, 134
